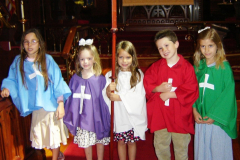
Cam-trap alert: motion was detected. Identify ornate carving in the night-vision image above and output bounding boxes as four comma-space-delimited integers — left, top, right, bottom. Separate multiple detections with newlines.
126, 5, 190, 25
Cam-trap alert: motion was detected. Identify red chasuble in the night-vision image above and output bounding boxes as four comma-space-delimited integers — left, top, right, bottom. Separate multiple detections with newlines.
143, 54, 199, 134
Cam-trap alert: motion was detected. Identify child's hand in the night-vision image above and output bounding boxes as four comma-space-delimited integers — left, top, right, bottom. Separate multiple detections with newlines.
109, 82, 116, 91
106, 82, 116, 93
106, 82, 117, 99
109, 93, 121, 101
106, 85, 112, 99
55, 102, 65, 119
155, 82, 172, 93
203, 116, 215, 124
1, 88, 10, 98
160, 92, 170, 101
193, 108, 203, 124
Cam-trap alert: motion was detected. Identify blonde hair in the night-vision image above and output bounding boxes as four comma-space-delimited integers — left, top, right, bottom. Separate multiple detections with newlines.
115, 41, 141, 89
20, 28, 48, 90
193, 28, 226, 69
75, 45, 102, 76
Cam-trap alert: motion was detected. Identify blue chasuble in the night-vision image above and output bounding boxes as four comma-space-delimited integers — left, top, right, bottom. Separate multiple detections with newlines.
1, 54, 71, 117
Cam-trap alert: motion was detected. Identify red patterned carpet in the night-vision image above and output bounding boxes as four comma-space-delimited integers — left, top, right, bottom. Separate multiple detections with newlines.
64, 130, 194, 160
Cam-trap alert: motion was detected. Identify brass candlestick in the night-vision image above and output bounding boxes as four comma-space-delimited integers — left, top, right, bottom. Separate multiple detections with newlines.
19, 19, 27, 32
20, 1, 27, 32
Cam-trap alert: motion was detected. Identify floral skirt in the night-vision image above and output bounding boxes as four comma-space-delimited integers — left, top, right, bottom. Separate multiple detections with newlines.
74, 127, 110, 148
114, 128, 140, 143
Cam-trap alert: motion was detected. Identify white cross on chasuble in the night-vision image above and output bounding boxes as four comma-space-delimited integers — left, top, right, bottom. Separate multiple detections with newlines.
165, 78, 177, 106
29, 64, 43, 79
73, 85, 91, 114
199, 74, 214, 97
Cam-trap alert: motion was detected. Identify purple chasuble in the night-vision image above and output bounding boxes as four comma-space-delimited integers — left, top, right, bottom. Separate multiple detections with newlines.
64, 74, 110, 140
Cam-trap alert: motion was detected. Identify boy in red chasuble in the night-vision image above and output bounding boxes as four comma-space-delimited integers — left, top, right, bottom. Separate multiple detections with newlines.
143, 29, 199, 160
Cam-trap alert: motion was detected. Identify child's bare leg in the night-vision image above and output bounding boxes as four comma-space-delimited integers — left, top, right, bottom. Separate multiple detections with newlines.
118, 140, 127, 160
84, 146, 93, 160
127, 142, 136, 160
52, 147, 60, 160
96, 143, 104, 160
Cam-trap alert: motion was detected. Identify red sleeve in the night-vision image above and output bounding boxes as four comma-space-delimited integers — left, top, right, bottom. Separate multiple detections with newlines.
175, 62, 199, 107
143, 61, 160, 100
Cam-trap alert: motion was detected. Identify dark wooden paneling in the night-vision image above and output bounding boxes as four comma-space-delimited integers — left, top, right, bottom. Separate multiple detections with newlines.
0, 98, 24, 160
0, 97, 46, 160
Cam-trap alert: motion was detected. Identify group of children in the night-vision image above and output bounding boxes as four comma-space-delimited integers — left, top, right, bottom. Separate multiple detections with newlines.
0, 26, 237, 160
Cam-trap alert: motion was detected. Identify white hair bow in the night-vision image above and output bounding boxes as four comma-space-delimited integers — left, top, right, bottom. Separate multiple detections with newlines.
79, 38, 93, 46
198, 27, 210, 33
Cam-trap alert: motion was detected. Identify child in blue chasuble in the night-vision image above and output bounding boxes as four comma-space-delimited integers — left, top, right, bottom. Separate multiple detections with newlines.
1, 28, 71, 160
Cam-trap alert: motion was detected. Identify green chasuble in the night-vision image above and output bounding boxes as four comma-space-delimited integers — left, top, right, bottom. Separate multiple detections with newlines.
193, 60, 237, 139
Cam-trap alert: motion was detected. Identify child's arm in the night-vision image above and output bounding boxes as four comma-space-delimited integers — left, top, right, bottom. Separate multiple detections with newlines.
106, 84, 112, 98
106, 82, 121, 101
55, 101, 65, 119
1, 88, 10, 98
193, 108, 203, 124
109, 93, 121, 101
152, 82, 172, 93
159, 91, 176, 101
48, 55, 71, 102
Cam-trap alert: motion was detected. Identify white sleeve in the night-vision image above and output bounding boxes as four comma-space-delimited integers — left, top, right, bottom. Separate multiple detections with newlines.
102, 71, 112, 113
119, 71, 146, 116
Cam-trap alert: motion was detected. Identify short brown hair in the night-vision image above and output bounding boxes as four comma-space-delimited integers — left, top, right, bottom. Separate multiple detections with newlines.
154, 29, 178, 43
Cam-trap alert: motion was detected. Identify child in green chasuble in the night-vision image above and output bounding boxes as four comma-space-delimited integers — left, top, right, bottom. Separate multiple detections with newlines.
193, 27, 237, 160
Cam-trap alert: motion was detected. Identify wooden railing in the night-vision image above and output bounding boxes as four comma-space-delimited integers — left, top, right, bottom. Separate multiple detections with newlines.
52, 22, 240, 135
59, 22, 240, 83
61, 26, 90, 82
60, 24, 125, 82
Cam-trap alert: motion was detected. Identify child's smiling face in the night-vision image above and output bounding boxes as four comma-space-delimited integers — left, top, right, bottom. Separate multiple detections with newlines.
79, 49, 95, 71
155, 37, 179, 64
117, 49, 133, 71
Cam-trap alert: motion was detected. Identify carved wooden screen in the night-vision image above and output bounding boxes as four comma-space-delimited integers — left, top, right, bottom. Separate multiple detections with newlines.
125, 5, 191, 25
122, 0, 194, 6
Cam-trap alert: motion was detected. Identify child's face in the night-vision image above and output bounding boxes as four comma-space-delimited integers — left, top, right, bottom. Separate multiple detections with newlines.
117, 49, 132, 71
155, 37, 179, 62
79, 49, 95, 71
199, 39, 217, 65
23, 33, 40, 59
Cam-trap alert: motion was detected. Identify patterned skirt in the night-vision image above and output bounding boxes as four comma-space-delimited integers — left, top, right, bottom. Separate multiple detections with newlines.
74, 127, 110, 148
114, 128, 140, 143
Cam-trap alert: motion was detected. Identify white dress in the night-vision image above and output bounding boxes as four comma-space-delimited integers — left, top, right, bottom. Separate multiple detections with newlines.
102, 70, 147, 140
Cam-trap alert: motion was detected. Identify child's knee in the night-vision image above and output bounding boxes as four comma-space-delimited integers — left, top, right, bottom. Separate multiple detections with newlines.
127, 141, 136, 146
118, 140, 126, 146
